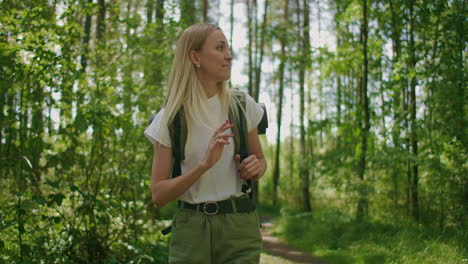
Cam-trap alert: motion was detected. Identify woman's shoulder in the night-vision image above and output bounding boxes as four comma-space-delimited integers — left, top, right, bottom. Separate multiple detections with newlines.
148, 108, 165, 126
145, 108, 172, 146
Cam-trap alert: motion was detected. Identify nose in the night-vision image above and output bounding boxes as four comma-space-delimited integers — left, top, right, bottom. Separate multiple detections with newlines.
226, 49, 233, 61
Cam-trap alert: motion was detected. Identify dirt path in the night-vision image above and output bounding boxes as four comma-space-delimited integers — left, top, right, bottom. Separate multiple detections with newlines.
259, 216, 326, 264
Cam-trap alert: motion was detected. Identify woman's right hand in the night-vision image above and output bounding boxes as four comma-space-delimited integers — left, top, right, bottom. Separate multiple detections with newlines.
201, 120, 234, 169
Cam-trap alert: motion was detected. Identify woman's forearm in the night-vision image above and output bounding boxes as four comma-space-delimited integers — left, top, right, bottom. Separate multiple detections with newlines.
152, 161, 210, 207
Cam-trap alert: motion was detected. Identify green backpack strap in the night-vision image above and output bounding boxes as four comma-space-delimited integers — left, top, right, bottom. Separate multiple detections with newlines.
228, 92, 252, 197
162, 106, 187, 235
168, 94, 250, 187
168, 105, 187, 178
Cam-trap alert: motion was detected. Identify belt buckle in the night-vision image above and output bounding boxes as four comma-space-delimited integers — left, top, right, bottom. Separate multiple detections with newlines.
203, 202, 219, 215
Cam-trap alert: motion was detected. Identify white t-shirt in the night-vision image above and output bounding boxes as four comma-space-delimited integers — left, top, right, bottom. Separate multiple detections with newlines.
144, 93, 264, 204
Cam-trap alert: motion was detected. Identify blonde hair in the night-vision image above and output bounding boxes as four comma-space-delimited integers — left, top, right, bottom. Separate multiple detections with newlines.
162, 23, 244, 131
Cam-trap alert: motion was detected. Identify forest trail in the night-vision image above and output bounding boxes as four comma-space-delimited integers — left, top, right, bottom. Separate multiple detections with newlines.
259, 216, 327, 264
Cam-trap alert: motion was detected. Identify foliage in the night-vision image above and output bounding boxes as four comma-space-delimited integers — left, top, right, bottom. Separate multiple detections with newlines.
0, 0, 466, 262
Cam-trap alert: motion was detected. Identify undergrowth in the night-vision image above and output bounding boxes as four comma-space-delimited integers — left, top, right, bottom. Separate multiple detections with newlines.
273, 208, 467, 264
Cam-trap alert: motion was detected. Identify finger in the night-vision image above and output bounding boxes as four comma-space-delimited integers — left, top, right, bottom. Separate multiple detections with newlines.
234, 154, 240, 161
240, 155, 256, 166
215, 138, 230, 145
251, 174, 262, 182
241, 161, 261, 179
239, 160, 254, 175
219, 122, 234, 133
213, 120, 231, 137
243, 158, 258, 171
240, 166, 251, 179
243, 167, 261, 180
239, 155, 256, 171
212, 124, 234, 140
215, 132, 234, 140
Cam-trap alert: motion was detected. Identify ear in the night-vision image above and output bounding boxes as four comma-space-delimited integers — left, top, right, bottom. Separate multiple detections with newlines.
189, 50, 200, 66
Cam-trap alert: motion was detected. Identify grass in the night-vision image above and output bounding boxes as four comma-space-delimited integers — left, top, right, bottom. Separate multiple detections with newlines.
273, 208, 467, 264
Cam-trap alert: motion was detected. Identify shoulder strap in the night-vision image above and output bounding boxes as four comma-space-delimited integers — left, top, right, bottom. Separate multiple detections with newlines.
168, 106, 187, 178
228, 92, 252, 198
168, 97, 251, 198
229, 92, 248, 159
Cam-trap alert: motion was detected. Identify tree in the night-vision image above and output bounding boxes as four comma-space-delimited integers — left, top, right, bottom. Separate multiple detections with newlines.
272, 0, 288, 206
298, 0, 311, 211
356, 0, 370, 221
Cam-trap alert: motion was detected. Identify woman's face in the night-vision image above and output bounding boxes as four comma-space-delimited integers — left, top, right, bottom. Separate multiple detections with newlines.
194, 30, 232, 82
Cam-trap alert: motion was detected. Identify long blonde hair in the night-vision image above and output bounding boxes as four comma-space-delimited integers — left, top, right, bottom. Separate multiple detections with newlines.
162, 23, 244, 131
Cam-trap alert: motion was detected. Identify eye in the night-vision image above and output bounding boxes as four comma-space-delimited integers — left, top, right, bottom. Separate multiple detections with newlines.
217, 45, 223, 50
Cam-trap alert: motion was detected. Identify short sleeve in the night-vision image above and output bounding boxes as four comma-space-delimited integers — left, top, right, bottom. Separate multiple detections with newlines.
144, 109, 172, 147
245, 94, 264, 133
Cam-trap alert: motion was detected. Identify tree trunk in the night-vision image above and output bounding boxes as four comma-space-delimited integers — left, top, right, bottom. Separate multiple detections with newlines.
202, 0, 208, 23
253, 0, 268, 102
155, 0, 164, 23
408, 0, 419, 221
356, 0, 370, 221
228, 0, 234, 87
80, 0, 93, 71
389, 0, 402, 214
31, 82, 44, 186
96, 0, 106, 42
246, 0, 253, 96
146, 0, 154, 23
299, 0, 311, 212
289, 67, 295, 184
272, 0, 288, 206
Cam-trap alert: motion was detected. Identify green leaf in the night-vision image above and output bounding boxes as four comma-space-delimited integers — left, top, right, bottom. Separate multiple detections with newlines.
48, 193, 66, 206
45, 180, 59, 188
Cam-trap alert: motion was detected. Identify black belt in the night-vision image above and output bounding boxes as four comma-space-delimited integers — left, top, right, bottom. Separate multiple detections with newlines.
180, 196, 255, 215
161, 196, 255, 236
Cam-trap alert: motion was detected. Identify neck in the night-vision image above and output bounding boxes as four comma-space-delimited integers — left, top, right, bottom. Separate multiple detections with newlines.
199, 78, 218, 98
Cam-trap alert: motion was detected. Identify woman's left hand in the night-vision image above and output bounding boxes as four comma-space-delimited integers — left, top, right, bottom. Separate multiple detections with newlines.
234, 154, 266, 182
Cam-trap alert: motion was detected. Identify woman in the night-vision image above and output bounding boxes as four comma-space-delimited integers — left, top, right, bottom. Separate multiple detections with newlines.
144, 23, 267, 263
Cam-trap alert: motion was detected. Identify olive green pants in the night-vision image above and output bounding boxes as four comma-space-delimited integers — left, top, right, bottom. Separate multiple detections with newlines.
168, 203, 262, 263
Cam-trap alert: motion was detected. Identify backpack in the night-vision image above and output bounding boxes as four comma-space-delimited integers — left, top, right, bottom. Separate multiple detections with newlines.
168, 92, 249, 185
149, 92, 268, 235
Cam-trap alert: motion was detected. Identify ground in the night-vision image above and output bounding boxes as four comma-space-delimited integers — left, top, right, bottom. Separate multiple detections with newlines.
259, 216, 326, 264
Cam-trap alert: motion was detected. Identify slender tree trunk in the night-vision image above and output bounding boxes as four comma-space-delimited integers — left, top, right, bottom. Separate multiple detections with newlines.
299, 0, 311, 212
146, 0, 154, 23
155, 0, 164, 23
408, 0, 419, 221
96, 0, 106, 42
246, 0, 253, 95
253, 0, 268, 102
202, 0, 208, 23
289, 67, 295, 184
454, 0, 467, 218
251, 0, 268, 200
379, 61, 386, 139
389, 0, 402, 213
32, 81, 44, 178
272, 0, 288, 206
357, 0, 370, 221
81, 0, 93, 71
229, 0, 234, 87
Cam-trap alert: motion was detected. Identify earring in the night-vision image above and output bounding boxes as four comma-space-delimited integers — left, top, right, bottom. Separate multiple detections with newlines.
196, 64, 200, 69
